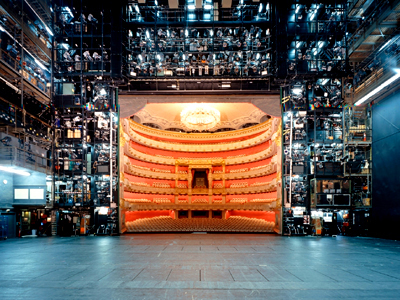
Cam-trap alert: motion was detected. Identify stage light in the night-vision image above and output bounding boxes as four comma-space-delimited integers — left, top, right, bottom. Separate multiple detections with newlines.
188, 5, 195, 10
204, 4, 212, 10
88, 14, 97, 23
378, 38, 392, 52
355, 69, 400, 106
35, 59, 47, 70
292, 88, 302, 95
83, 51, 93, 61
310, 11, 316, 21
99, 88, 107, 96
44, 25, 53, 36
65, 7, 74, 18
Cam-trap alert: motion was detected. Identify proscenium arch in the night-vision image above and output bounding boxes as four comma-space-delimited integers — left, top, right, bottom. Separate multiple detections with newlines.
119, 94, 281, 119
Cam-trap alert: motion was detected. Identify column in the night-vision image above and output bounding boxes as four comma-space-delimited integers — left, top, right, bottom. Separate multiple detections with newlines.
175, 164, 178, 189
188, 167, 192, 196
222, 164, 226, 190
208, 167, 212, 198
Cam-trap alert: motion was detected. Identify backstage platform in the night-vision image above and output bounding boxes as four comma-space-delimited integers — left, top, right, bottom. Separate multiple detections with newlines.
1, 234, 400, 299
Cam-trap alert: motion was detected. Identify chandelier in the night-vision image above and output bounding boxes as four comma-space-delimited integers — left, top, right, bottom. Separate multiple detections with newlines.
180, 103, 221, 131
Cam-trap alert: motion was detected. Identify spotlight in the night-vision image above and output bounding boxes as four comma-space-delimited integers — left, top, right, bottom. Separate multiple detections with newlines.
83, 51, 93, 61
292, 88, 303, 95
99, 88, 107, 96
88, 14, 97, 23
63, 52, 73, 61
92, 52, 101, 61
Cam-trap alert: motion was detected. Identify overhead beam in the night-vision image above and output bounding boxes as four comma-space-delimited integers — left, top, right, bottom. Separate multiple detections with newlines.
348, 0, 400, 56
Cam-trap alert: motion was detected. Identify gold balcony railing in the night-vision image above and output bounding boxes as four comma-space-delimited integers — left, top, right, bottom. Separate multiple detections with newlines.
126, 117, 280, 142
128, 124, 273, 152
226, 180, 277, 194
124, 141, 277, 166
124, 163, 176, 180
124, 179, 175, 194
124, 178, 277, 196
222, 163, 277, 180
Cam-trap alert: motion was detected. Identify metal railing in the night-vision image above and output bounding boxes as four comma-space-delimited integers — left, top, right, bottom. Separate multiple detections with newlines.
0, 145, 51, 174
127, 7, 270, 23
0, 49, 49, 96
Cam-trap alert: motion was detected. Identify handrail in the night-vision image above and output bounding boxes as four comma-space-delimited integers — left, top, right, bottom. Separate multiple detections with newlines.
353, 50, 400, 97
0, 145, 51, 174
0, 49, 49, 96
123, 178, 277, 195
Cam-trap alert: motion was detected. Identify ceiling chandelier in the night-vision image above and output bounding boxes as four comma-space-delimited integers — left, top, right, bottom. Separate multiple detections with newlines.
180, 103, 221, 131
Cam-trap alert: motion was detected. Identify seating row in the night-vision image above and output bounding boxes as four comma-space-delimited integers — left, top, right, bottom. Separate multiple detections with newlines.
153, 168, 171, 173
132, 182, 151, 187
250, 198, 276, 203
192, 198, 209, 204
153, 182, 171, 188
126, 216, 275, 232
229, 198, 247, 204
153, 198, 172, 204
230, 182, 248, 188
250, 182, 269, 187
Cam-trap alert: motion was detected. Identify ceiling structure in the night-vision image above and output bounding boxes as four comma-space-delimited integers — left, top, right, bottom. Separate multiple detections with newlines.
132, 102, 269, 132
119, 94, 281, 118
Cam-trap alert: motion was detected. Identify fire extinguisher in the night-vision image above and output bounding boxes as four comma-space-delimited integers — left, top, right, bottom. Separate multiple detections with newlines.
363, 132, 366, 141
